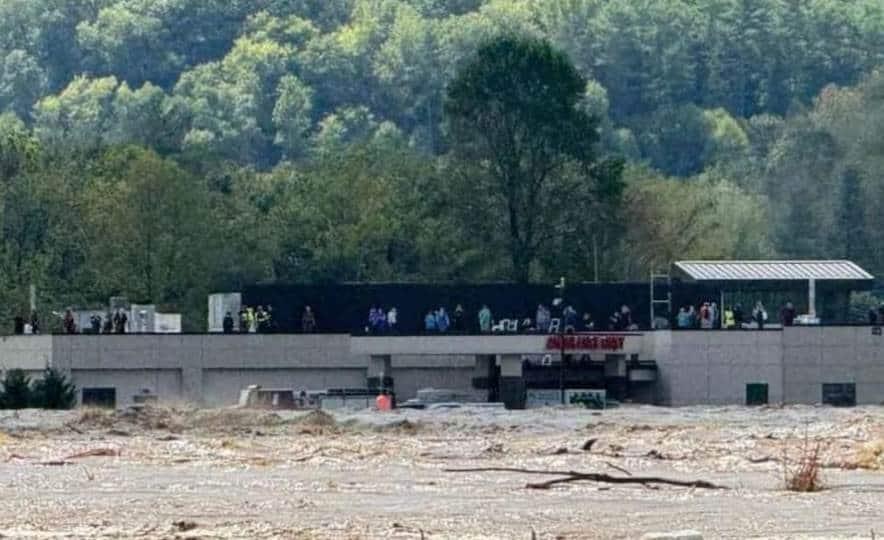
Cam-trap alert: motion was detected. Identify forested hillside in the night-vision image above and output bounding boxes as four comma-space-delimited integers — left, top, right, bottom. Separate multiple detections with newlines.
1, 0, 883, 328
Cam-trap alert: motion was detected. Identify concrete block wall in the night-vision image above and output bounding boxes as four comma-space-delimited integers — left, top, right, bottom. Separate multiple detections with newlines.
654, 331, 785, 406
783, 326, 884, 404
656, 328, 884, 406
0, 336, 52, 385
0, 335, 52, 371
70, 369, 183, 405
46, 334, 364, 406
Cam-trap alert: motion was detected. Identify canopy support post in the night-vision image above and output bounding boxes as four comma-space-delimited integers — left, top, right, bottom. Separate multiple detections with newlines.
808, 279, 817, 318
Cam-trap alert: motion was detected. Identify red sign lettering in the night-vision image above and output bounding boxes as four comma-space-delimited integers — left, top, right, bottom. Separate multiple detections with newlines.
545, 334, 626, 351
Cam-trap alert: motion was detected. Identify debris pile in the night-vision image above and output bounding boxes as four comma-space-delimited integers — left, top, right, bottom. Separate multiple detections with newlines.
853, 439, 884, 470
73, 405, 285, 434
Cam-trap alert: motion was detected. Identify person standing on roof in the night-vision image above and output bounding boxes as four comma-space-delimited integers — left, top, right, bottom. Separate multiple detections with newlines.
780, 301, 796, 327
723, 306, 735, 329
436, 307, 450, 333
753, 301, 767, 330
478, 305, 492, 333
302, 306, 317, 333
424, 309, 437, 332
387, 307, 398, 333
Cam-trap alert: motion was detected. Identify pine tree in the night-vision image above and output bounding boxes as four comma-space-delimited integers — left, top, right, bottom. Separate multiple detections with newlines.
31, 367, 77, 410
0, 369, 32, 409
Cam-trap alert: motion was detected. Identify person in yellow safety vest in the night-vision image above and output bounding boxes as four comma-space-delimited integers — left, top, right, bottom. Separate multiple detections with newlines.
723, 307, 736, 329
246, 306, 257, 333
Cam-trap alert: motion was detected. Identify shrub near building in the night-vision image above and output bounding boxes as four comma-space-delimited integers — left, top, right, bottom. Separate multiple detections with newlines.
0, 368, 76, 410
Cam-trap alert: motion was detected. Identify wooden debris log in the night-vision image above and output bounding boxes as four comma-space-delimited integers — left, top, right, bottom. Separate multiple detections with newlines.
444, 467, 726, 490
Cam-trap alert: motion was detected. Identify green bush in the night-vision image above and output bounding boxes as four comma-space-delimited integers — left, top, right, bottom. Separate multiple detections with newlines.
31, 367, 77, 410
0, 369, 32, 409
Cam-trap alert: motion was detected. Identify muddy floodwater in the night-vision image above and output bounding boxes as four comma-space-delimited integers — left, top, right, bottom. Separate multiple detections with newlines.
1, 405, 883, 539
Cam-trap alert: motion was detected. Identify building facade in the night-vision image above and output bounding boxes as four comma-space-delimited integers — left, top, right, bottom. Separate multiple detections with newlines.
1, 327, 882, 408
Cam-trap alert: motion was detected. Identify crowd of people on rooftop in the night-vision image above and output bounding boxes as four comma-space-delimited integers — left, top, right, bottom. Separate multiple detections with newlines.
12, 296, 884, 336
675, 300, 801, 330
13, 308, 130, 335
223, 304, 320, 334
364, 303, 639, 335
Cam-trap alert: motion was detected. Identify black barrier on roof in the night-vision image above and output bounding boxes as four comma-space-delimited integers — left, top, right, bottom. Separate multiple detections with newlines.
243, 282, 658, 334
242, 278, 868, 333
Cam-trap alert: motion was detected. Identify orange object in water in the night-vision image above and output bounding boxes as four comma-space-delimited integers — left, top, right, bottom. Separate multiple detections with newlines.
376, 393, 393, 411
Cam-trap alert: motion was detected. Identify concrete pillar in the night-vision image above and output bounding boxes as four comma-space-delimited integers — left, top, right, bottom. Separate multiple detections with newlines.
808, 279, 817, 318
605, 354, 627, 401
473, 354, 493, 377
498, 354, 526, 409
367, 354, 393, 392
472, 354, 497, 402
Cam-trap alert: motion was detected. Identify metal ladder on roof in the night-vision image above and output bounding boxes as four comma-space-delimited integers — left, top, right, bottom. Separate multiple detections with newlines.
650, 271, 672, 329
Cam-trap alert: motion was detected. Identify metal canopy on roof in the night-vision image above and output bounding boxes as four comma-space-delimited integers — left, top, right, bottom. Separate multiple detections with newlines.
674, 260, 874, 282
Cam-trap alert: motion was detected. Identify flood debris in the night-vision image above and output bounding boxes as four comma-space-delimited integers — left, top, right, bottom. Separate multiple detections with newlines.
581, 438, 598, 451
853, 439, 884, 470
1, 405, 883, 538
65, 448, 121, 460
444, 467, 726, 490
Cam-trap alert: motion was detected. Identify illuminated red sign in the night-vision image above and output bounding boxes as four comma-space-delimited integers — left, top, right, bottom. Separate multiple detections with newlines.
545, 335, 626, 351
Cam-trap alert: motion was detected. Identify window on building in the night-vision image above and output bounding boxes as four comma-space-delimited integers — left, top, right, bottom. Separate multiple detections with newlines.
82, 387, 116, 408
746, 383, 769, 406
822, 383, 856, 407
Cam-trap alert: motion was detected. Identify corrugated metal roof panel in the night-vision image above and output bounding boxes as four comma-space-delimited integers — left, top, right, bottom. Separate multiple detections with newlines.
674, 260, 874, 281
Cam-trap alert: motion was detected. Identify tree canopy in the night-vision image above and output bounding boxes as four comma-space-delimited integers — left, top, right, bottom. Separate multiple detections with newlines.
445, 35, 623, 282
0, 0, 882, 329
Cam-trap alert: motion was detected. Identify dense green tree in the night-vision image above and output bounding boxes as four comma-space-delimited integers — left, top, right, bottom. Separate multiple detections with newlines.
371, 3, 444, 150
0, 50, 49, 119
33, 76, 119, 152
76, 3, 168, 85
619, 166, 772, 278
702, 108, 750, 166
445, 34, 623, 282
0, 114, 39, 181
31, 367, 77, 410
634, 104, 709, 177
0, 117, 62, 323
266, 139, 428, 282
174, 36, 295, 166
837, 168, 867, 263
81, 147, 216, 326
313, 106, 381, 155
273, 75, 315, 159
0, 369, 32, 409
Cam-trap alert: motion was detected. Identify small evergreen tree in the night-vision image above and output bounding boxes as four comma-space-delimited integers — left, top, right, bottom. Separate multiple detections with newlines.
31, 367, 77, 410
0, 369, 32, 409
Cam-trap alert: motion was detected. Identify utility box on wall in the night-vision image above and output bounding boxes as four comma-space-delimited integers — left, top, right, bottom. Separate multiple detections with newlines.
208, 293, 242, 332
